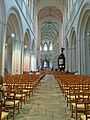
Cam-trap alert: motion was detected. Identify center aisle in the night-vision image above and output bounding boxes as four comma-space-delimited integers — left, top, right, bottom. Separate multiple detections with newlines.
15, 74, 71, 120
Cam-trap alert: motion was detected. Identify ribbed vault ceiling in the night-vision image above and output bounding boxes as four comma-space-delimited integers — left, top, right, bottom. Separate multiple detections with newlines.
38, 6, 63, 45
38, 7, 63, 21
41, 22, 59, 42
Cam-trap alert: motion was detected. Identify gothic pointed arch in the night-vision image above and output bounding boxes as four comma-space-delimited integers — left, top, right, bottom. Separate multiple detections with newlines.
5, 8, 23, 74
78, 4, 90, 74
69, 28, 77, 72
23, 29, 31, 72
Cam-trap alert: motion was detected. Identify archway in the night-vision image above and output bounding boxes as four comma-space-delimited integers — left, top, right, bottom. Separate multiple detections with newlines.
84, 17, 90, 74
31, 40, 37, 71
70, 30, 76, 72
78, 8, 90, 74
23, 31, 30, 72
5, 13, 22, 74
38, 6, 63, 69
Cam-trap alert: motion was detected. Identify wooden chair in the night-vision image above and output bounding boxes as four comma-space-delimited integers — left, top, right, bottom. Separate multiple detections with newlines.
4, 85, 20, 120
0, 99, 8, 120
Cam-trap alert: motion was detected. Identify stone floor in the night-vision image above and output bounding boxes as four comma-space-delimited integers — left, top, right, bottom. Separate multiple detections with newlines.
15, 74, 72, 120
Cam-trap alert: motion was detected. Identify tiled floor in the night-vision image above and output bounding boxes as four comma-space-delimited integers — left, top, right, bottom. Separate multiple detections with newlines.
15, 74, 72, 120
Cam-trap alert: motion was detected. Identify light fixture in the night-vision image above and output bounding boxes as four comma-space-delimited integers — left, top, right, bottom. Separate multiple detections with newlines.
5, 43, 8, 47
11, 33, 15, 38
24, 45, 28, 49
87, 32, 90, 36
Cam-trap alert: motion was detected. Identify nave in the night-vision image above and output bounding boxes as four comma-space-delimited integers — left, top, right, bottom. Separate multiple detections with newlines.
1, 0, 90, 120
14, 74, 71, 120
2, 71, 90, 120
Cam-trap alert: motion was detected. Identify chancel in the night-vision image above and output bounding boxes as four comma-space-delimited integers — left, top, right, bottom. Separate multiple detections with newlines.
0, 0, 90, 120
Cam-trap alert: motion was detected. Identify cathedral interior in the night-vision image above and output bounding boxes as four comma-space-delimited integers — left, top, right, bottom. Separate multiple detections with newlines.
0, 0, 90, 120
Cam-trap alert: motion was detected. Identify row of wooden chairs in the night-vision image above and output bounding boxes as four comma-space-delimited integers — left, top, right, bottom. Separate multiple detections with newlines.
55, 73, 90, 120
0, 72, 45, 120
